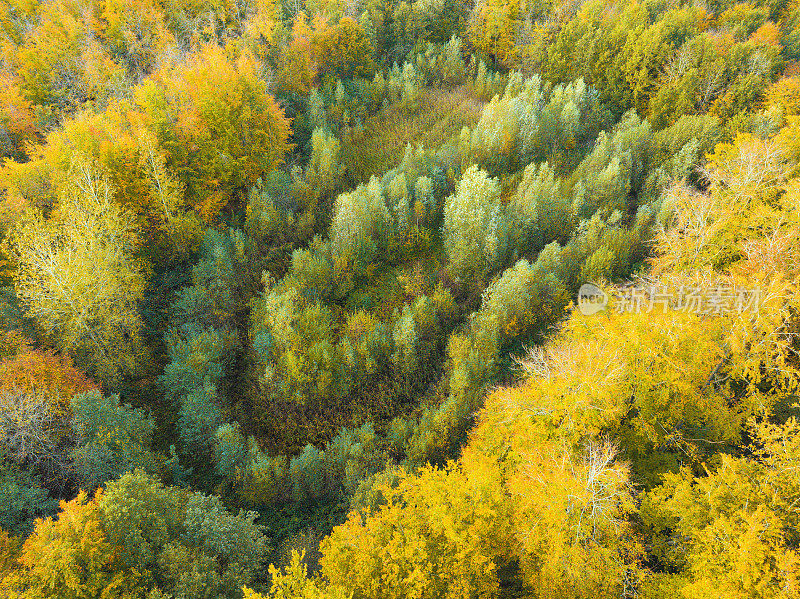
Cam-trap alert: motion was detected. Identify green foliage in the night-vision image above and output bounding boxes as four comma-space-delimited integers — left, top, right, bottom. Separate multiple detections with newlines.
323, 424, 388, 498
176, 384, 224, 457
569, 110, 653, 220
330, 176, 391, 271
245, 183, 301, 248
442, 165, 506, 287
411, 36, 468, 86
0, 464, 57, 537
509, 161, 571, 253
70, 390, 160, 491
160, 325, 238, 403
213, 422, 248, 481
305, 128, 345, 201
289, 444, 326, 504
95, 469, 269, 598
468, 75, 611, 175
308, 89, 328, 131
250, 280, 356, 408
168, 228, 261, 329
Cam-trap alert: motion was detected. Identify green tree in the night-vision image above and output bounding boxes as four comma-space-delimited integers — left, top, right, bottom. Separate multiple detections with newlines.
313, 17, 376, 81
442, 165, 506, 287
70, 390, 161, 492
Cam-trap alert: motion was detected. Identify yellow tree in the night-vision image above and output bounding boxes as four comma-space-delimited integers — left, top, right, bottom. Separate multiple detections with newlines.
7, 490, 143, 599
0, 75, 38, 161
14, 0, 124, 112
320, 464, 506, 599
134, 44, 293, 220
95, 0, 176, 77
468, 0, 521, 69
2, 161, 146, 383
639, 419, 800, 598
312, 16, 376, 81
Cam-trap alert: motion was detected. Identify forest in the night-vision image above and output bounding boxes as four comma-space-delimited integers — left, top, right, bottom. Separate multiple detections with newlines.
0, 0, 799, 595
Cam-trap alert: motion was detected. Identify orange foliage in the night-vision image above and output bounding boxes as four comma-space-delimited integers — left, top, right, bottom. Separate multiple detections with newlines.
709, 30, 736, 55
785, 62, 800, 78
136, 44, 294, 219
95, 0, 175, 76
0, 350, 98, 414
0, 331, 31, 361
273, 11, 321, 94
276, 46, 314, 96
292, 11, 315, 57
312, 16, 375, 81
0, 75, 38, 161
749, 21, 782, 48
765, 76, 800, 115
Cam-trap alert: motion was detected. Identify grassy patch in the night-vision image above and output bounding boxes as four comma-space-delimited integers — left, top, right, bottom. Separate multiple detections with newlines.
340, 85, 484, 187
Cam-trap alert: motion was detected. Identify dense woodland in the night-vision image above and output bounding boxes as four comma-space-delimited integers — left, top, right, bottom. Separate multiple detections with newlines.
1, 0, 800, 595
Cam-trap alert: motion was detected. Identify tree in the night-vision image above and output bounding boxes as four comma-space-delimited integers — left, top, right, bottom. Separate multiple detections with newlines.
0, 464, 58, 537
70, 390, 160, 492
640, 419, 800, 598
96, 0, 175, 77
14, 0, 124, 112
97, 469, 269, 598
442, 165, 506, 286
8, 469, 269, 598
3, 161, 146, 383
306, 127, 344, 199
0, 75, 38, 161
0, 349, 97, 446
134, 44, 293, 220
13, 490, 141, 599
330, 176, 391, 270
0, 388, 61, 466
313, 17, 376, 81
510, 161, 571, 252
244, 551, 351, 598
136, 128, 203, 256
320, 464, 505, 599
276, 45, 314, 96
468, 0, 521, 68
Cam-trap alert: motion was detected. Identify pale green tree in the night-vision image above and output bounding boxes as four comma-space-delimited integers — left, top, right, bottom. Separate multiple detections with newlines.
306, 128, 345, 199
442, 165, 506, 286
3, 162, 146, 383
